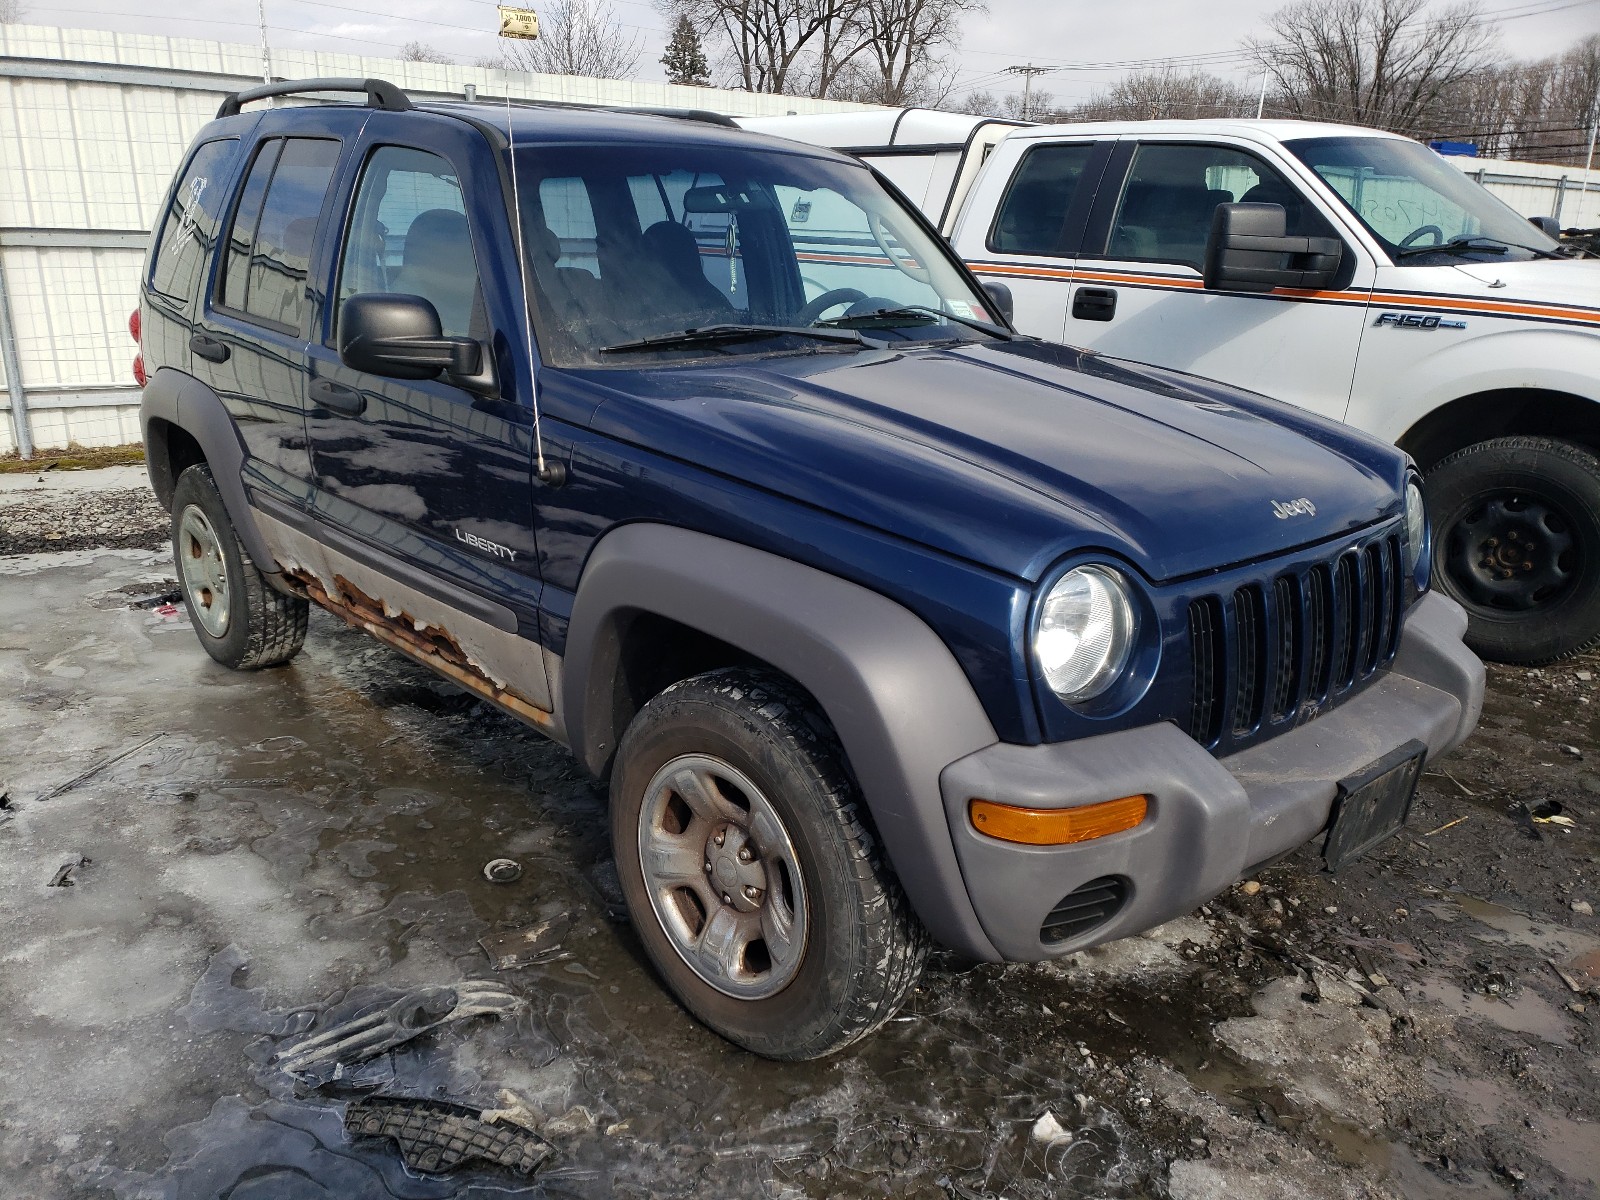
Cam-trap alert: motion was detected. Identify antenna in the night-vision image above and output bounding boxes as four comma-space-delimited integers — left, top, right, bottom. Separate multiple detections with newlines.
505, 91, 565, 487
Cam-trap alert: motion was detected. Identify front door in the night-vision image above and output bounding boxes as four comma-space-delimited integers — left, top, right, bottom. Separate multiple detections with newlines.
1063, 139, 1373, 423
302, 118, 553, 712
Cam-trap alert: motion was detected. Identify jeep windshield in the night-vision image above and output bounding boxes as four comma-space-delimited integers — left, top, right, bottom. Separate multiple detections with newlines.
1285, 135, 1567, 265
513, 142, 1004, 365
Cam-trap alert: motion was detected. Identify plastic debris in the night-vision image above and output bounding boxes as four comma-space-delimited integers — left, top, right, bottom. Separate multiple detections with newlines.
480, 914, 573, 970
271, 981, 524, 1085
483, 858, 523, 884
47, 854, 89, 887
1031, 1110, 1072, 1146
344, 1096, 552, 1175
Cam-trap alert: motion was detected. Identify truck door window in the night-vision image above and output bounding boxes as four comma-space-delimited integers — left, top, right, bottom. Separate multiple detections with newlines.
218, 137, 340, 332
989, 143, 1095, 256
336, 146, 482, 339
149, 138, 238, 303
1106, 143, 1333, 268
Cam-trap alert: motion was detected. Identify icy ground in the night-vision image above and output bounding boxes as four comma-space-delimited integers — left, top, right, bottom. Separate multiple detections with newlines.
1, 549, 1596, 1198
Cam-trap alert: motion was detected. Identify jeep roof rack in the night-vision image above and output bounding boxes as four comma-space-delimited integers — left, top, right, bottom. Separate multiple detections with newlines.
217, 77, 412, 119
427, 97, 738, 129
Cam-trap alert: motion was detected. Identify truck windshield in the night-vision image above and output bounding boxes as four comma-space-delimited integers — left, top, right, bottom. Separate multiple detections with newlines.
1285, 135, 1563, 264
513, 142, 1002, 365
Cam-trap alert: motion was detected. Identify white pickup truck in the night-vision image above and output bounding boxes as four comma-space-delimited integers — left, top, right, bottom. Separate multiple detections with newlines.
740, 110, 1600, 665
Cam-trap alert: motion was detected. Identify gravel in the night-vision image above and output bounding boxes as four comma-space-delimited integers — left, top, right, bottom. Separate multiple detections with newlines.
0, 467, 168, 556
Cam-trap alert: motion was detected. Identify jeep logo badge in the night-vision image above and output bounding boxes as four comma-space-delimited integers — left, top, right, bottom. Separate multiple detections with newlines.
1272, 498, 1317, 519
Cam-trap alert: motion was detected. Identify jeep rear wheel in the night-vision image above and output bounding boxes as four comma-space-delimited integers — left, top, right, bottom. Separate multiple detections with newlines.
1427, 436, 1600, 665
610, 668, 927, 1060
170, 464, 308, 670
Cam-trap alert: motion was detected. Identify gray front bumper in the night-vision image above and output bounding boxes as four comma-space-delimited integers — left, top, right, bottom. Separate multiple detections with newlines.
938, 592, 1484, 962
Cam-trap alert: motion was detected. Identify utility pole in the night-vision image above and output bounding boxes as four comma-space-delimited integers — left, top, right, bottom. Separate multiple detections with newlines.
258, 0, 271, 84
1579, 79, 1599, 229
1006, 64, 1052, 122
1256, 70, 1269, 120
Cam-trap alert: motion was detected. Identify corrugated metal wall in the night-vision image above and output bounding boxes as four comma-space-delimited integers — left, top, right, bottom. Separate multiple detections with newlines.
1450, 155, 1600, 229
0, 23, 882, 455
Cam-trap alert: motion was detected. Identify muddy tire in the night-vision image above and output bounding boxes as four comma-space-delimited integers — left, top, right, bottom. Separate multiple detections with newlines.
170, 464, 308, 670
1426, 436, 1600, 665
610, 668, 928, 1060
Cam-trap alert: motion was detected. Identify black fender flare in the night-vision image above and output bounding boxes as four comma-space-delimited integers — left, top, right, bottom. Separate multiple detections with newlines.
562, 522, 1003, 960
141, 366, 283, 576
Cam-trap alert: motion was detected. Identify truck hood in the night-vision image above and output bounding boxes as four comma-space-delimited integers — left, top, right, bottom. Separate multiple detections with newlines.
1441, 257, 1600, 317
584, 339, 1405, 584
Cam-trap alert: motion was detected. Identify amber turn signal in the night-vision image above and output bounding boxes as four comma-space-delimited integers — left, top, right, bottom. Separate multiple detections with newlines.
968, 794, 1148, 846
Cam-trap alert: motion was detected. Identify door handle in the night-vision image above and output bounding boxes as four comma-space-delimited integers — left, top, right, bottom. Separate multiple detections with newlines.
189, 334, 230, 363
1072, 287, 1118, 322
310, 378, 366, 416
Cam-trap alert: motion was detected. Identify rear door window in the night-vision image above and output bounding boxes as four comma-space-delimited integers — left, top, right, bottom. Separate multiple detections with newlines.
218, 137, 341, 332
149, 138, 238, 302
990, 144, 1096, 256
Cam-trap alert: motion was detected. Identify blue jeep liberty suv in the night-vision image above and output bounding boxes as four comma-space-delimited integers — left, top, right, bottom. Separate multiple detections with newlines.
137, 78, 1484, 1059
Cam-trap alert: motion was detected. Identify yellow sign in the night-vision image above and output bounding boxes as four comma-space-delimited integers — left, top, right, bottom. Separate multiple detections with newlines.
498, 6, 540, 39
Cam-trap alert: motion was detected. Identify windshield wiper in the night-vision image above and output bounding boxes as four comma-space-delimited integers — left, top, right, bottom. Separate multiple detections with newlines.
817, 304, 1014, 340
1395, 235, 1563, 261
599, 323, 866, 355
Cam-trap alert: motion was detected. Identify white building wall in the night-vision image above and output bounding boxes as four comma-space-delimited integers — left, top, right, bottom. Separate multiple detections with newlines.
1451, 154, 1600, 229
0, 23, 883, 455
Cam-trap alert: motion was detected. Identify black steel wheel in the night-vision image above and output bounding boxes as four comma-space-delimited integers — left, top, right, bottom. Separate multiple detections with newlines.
1427, 436, 1600, 665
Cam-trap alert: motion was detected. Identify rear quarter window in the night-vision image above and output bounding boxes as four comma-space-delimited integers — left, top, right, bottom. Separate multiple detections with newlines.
989, 143, 1096, 256
148, 139, 239, 302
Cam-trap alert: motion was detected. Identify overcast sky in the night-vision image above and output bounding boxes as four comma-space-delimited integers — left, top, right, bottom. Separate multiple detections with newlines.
16, 0, 1600, 106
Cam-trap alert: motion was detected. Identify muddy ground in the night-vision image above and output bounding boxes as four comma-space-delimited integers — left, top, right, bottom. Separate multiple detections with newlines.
0, 543, 1596, 1200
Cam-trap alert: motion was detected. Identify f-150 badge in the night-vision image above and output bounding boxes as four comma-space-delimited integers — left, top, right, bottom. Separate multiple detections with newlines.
1373, 312, 1467, 330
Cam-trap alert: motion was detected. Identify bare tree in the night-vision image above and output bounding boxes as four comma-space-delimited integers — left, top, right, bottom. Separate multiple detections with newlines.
1246, 0, 1496, 136
1427, 34, 1600, 163
666, 0, 867, 95
1069, 68, 1256, 121
399, 41, 453, 63
837, 0, 984, 105
0, 0, 26, 22
498, 0, 644, 80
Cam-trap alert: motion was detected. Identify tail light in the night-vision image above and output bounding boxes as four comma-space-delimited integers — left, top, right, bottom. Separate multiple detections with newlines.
130, 307, 146, 387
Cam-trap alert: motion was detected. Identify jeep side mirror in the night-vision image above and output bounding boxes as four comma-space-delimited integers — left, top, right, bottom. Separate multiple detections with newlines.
982, 281, 1015, 324
1203, 203, 1343, 293
339, 293, 481, 381
1528, 214, 1561, 238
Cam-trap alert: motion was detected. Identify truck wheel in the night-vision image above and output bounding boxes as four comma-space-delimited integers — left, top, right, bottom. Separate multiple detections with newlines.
610, 668, 927, 1059
1426, 436, 1600, 665
170, 463, 308, 670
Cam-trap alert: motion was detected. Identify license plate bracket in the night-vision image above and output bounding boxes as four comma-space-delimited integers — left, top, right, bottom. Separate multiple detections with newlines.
1322, 740, 1427, 872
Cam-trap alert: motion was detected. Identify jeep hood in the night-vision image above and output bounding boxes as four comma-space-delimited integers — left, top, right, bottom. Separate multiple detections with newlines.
583, 339, 1405, 583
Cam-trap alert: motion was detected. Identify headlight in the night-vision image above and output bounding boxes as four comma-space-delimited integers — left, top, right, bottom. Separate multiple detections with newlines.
1403, 479, 1427, 574
1036, 565, 1137, 703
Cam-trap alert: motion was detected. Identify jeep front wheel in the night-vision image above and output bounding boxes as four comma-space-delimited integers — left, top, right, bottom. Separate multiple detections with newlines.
1427, 436, 1600, 665
170, 464, 309, 670
610, 668, 927, 1060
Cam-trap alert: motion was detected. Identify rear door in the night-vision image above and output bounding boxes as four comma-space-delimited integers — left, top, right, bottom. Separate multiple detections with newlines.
1062, 138, 1372, 422
192, 107, 366, 505
951, 137, 1113, 341
302, 114, 553, 710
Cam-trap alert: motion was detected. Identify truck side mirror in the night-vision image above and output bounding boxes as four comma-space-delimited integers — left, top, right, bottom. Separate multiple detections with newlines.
1528, 215, 1561, 238
982, 281, 1015, 324
1203, 203, 1343, 293
339, 293, 481, 381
